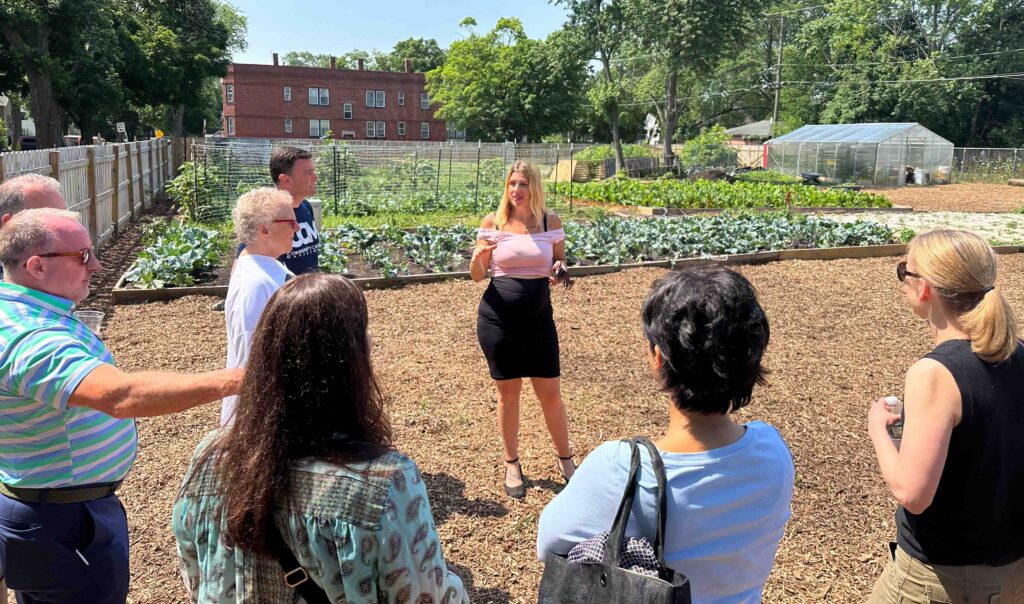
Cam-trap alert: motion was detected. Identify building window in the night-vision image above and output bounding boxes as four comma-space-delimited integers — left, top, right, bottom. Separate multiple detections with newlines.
343, 102, 352, 120
227, 116, 235, 136
365, 90, 385, 108
397, 122, 406, 136
420, 122, 429, 139
284, 86, 292, 101
446, 123, 466, 140
310, 119, 330, 138
398, 92, 405, 106
366, 121, 386, 138
225, 84, 234, 104
420, 92, 429, 109
309, 87, 329, 106
284, 118, 293, 134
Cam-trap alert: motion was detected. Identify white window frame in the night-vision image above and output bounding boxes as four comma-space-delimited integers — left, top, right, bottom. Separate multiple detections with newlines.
309, 87, 319, 105
284, 86, 292, 101
420, 92, 429, 109
365, 90, 375, 107
343, 102, 353, 120
375, 91, 385, 108
310, 119, 330, 137
319, 88, 330, 106
420, 121, 429, 139
398, 91, 405, 106
366, 121, 376, 138
376, 121, 385, 138
225, 84, 234, 103
284, 118, 293, 134
227, 116, 235, 135
397, 122, 406, 136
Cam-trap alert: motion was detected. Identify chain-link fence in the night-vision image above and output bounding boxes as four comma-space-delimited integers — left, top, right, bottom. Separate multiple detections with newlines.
187, 140, 623, 222
952, 148, 1024, 184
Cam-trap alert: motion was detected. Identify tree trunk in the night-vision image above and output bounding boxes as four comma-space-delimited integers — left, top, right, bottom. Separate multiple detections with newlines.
601, 58, 625, 172
660, 66, 679, 170
173, 104, 185, 139
0, 24, 64, 149
10, 97, 23, 147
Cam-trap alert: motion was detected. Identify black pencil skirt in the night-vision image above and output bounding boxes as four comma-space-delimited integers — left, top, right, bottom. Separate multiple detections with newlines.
477, 277, 560, 380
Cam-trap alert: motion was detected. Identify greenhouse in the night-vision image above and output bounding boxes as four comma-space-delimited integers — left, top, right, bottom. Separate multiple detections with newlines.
766, 123, 954, 186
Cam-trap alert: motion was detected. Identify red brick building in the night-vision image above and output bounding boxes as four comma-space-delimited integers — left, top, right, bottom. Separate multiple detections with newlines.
221, 55, 447, 141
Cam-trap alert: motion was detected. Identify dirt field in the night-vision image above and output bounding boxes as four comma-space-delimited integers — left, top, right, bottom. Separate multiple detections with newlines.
86, 254, 1024, 603
870, 183, 1024, 212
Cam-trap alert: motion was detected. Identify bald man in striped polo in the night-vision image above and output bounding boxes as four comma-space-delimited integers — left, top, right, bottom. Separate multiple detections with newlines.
0, 209, 241, 603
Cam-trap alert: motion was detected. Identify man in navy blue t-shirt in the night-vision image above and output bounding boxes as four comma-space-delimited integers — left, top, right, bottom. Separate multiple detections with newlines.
267, 146, 320, 274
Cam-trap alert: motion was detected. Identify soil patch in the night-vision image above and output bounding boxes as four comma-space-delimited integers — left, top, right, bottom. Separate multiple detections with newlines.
95, 254, 1024, 603
868, 183, 1024, 212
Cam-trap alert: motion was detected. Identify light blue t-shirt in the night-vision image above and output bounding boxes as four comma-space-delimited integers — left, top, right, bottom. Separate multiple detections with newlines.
537, 421, 794, 604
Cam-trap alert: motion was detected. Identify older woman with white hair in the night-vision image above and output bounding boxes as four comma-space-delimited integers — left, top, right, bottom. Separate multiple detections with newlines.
221, 187, 299, 426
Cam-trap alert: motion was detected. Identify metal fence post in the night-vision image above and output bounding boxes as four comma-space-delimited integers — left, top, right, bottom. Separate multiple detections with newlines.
1013, 149, 1019, 180
448, 141, 453, 195
191, 144, 198, 214
569, 142, 574, 212
474, 140, 481, 212
413, 145, 419, 187
332, 144, 339, 215
342, 145, 349, 208
555, 143, 561, 210
435, 145, 442, 200
959, 149, 966, 183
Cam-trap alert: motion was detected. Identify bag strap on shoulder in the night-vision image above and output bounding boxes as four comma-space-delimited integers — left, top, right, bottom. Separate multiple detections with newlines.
632, 437, 671, 580
603, 440, 642, 566
266, 519, 331, 604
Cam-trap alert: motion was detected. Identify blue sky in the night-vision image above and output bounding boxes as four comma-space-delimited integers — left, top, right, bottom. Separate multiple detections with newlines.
231, 0, 569, 65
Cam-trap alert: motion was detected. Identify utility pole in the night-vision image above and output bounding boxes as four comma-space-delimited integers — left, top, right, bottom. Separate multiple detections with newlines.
771, 16, 785, 136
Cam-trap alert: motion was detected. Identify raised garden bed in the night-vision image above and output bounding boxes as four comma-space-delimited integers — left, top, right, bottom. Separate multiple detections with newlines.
549, 177, 891, 210
112, 212, 927, 303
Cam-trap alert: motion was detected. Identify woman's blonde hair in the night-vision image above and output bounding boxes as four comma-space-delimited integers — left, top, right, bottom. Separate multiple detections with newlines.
493, 160, 546, 230
909, 230, 1018, 362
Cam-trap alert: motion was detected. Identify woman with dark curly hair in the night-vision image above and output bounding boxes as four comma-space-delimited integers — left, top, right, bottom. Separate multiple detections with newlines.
537, 266, 794, 604
172, 274, 467, 604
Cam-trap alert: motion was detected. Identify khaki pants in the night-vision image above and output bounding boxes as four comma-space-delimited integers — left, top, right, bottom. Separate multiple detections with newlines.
867, 543, 1024, 603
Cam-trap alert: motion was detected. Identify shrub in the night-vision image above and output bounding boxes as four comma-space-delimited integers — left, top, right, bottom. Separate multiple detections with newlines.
677, 125, 739, 168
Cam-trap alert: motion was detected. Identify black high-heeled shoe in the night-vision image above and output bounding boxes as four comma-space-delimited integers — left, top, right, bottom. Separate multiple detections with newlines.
503, 457, 526, 499
558, 454, 576, 483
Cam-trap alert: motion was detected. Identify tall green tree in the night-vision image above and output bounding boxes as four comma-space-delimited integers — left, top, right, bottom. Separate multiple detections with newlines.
627, 0, 760, 164
377, 38, 447, 72
425, 18, 586, 141
555, 0, 632, 169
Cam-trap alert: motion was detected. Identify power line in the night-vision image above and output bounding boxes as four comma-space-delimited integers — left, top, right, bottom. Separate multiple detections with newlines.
780, 47, 1024, 68
782, 72, 1024, 85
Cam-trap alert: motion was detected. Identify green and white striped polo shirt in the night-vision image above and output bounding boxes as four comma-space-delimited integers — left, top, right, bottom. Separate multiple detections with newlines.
0, 282, 137, 488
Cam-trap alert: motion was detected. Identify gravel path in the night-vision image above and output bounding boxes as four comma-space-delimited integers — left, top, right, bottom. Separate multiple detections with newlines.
830, 211, 1024, 244
89, 254, 1024, 604
869, 183, 1024, 212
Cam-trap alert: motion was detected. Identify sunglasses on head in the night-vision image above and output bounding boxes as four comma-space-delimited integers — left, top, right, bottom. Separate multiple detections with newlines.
896, 260, 921, 282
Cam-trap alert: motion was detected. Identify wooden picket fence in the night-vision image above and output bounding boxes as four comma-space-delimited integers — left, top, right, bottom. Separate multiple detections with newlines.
0, 138, 182, 249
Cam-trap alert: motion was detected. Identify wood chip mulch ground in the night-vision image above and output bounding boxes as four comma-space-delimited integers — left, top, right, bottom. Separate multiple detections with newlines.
870, 183, 1024, 212
95, 253, 1024, 603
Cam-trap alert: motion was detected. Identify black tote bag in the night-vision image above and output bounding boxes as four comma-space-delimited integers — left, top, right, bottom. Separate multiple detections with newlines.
538, 437, 692, 604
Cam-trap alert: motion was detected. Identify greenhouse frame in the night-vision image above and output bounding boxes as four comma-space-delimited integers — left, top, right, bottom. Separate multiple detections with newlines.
766, 123, 954, 186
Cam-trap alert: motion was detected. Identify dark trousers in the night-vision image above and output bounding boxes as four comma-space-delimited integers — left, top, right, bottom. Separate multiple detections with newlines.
0, 493, 129, 604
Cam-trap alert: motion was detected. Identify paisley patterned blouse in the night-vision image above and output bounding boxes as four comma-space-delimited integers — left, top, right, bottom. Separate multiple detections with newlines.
172, 432, 469, 603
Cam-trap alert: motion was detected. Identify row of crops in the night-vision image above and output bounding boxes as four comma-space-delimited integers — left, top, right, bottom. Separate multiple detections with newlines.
122, 212, 899, 288
550, 177, 890, 209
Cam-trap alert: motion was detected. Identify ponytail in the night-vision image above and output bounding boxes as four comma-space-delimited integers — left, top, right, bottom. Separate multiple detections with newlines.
959, 286, 1018, 363
909, 230, 1019, 363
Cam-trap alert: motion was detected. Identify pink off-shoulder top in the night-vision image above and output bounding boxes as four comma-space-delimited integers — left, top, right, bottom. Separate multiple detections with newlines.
476, 227, 565, 278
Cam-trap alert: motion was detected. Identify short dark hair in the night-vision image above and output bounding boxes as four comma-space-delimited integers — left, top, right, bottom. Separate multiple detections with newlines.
269, 146, 312, 184
641, 266, 769, 415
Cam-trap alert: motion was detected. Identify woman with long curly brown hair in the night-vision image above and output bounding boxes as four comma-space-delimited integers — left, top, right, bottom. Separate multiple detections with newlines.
173, 273, 468, 603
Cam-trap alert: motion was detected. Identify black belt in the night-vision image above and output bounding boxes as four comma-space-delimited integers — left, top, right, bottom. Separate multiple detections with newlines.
0, 481, 121, 504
